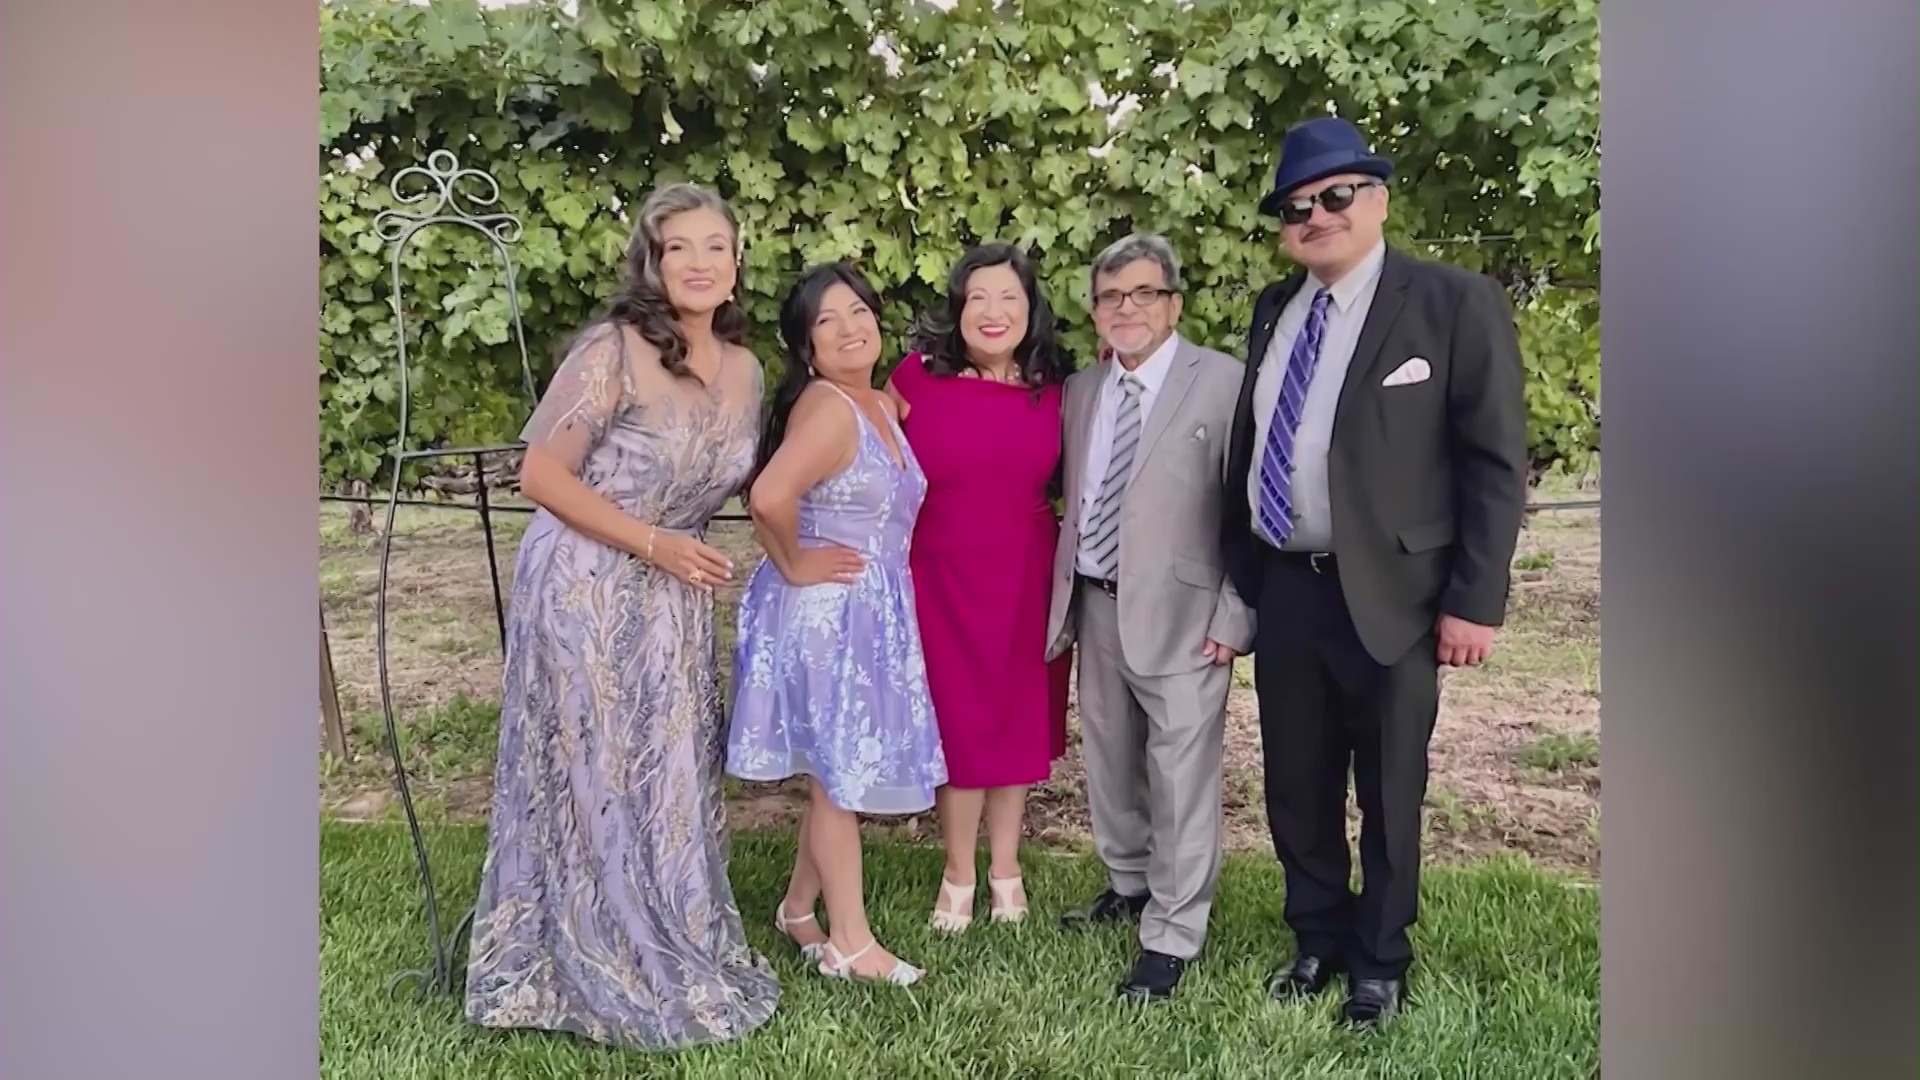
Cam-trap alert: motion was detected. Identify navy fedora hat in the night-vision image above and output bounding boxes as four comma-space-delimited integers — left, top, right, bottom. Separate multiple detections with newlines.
1257, 116, 1394, 218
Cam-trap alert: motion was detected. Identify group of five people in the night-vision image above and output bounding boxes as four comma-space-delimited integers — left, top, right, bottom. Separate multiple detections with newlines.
459, 116, 1528, 1051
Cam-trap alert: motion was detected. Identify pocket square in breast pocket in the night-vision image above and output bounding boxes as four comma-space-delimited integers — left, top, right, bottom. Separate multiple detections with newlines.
1382, 357, 1432, 387
1192, 425, 1207, 440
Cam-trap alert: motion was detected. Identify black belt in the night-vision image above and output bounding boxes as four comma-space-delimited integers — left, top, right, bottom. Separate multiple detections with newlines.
1077, 572, 1119, 597
1271, 549, 1338, 575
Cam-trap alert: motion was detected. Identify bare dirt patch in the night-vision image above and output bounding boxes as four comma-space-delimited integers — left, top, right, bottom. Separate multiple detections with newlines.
320, 495, 1601, 878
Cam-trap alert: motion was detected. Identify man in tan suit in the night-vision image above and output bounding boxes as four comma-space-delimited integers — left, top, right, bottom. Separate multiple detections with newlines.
1047, 233, 1253, 1001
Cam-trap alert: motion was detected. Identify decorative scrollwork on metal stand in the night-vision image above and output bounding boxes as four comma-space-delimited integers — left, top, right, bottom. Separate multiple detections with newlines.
371, 149, 536, 1001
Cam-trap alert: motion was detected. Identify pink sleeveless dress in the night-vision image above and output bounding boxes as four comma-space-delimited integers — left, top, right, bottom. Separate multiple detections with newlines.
892, 352, 1070, 788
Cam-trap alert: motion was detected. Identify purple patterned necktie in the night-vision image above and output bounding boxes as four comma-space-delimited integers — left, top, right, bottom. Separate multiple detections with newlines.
1256, 287, 1333, 546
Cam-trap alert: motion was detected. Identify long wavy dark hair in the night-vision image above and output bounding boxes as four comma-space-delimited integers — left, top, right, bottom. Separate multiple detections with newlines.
907, 242, 1073, 391
751, 261, 887, 483
564, 183, 748, 379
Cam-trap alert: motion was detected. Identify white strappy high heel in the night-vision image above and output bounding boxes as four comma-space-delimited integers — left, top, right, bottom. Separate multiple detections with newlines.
817, 938, 923, 986
929, 876, 976, 933
988, 874, 1028, 924
773, 904, 825, 962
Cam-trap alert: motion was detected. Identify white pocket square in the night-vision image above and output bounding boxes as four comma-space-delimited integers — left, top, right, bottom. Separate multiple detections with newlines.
1382, 357, 1432, 386
1192, 425, 1207, 440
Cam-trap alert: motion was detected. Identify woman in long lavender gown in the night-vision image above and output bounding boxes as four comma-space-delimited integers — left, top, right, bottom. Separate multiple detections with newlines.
726, 262, 946, 986
462, 185, 779, 1050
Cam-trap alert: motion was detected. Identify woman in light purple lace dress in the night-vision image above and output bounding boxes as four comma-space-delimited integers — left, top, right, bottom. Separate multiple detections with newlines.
727, 262, 947, 986
463, 185, 779, 1050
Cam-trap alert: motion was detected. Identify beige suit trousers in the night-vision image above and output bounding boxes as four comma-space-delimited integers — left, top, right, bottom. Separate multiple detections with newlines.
1074, 581, 1231, 960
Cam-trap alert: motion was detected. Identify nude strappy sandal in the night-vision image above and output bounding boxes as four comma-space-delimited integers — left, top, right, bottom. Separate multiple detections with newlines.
929, 876, 976, 933
817, 938, 923, 986
988, 874, 1028, 924
773, 904, 825, 962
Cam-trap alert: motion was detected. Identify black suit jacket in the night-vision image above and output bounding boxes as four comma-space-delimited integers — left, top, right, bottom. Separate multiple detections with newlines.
1221, 246, 1529, 665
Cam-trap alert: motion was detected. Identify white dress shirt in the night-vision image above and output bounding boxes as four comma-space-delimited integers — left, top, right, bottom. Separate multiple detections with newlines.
1076, 332, 1180, 576
1247, 241, 1387, 552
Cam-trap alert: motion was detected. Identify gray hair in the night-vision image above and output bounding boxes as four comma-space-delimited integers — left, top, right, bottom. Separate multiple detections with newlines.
1090, 232, 1183, 294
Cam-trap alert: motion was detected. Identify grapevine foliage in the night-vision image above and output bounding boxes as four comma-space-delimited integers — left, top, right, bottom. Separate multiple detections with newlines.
320, 0, 1600, 486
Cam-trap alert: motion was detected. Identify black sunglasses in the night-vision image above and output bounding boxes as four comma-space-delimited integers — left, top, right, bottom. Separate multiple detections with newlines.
1276, 179, 1384, 226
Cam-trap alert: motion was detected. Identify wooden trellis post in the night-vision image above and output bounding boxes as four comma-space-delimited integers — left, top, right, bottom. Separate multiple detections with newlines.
320, 603, 348, 760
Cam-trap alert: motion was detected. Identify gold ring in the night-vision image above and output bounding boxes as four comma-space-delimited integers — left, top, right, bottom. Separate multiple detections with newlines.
690, 570, 703, 585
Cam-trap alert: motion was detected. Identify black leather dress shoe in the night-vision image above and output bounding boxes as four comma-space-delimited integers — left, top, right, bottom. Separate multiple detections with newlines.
1342, 977, 1405, 1028
1059, 888, 1149, 929
1267, 954, 1344, 1000
1116, 950, 1187, 1001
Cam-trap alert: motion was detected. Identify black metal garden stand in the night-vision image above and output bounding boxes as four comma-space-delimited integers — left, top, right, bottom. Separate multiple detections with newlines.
367, 150, 535, 1001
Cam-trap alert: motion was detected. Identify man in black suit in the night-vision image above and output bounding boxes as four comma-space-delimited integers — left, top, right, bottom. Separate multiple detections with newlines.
1221, 117, 1529, 1028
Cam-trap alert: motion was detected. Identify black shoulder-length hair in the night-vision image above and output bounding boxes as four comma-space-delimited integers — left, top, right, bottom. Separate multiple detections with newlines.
751, 261, 887, 483
906, 242, 1073, 390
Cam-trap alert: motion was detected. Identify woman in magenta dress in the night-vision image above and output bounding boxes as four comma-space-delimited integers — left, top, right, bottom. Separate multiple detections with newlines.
885, 242, 1075, 932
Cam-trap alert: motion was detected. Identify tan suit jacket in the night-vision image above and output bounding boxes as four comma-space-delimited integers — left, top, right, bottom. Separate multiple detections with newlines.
1045, 335, 1254, 674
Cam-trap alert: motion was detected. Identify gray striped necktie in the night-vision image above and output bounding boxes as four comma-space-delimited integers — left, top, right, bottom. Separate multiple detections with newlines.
1081, 373, 1144, 578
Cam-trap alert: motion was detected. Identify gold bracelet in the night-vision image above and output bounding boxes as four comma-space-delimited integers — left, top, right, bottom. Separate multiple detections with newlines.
645, 525, 657, 564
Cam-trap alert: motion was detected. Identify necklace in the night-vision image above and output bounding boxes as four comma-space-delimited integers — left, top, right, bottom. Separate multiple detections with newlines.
966, 362, 1024, 386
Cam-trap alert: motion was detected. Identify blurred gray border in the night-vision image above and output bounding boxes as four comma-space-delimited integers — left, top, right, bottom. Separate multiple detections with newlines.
1602, 0, 1919, 1075
0, 1, 320, 1077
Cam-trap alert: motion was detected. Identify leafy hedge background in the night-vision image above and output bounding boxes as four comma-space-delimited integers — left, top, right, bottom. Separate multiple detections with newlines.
320, 0, 1599, 488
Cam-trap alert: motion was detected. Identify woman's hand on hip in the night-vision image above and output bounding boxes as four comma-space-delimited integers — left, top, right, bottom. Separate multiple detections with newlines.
780, 545, 866, 587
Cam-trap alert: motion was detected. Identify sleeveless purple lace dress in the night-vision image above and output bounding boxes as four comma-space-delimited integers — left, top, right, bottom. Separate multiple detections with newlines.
726, 385, 948, 813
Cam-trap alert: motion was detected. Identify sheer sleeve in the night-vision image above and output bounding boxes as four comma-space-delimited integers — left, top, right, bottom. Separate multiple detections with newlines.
519, 325, 631, 476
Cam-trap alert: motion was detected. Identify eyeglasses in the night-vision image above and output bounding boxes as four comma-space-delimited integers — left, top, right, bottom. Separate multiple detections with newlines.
1092, 286, 1178, 312
1276, 180, 1384, 226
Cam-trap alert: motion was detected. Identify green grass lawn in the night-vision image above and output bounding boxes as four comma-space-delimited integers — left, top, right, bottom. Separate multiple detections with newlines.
323, 822, 1598, 1079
